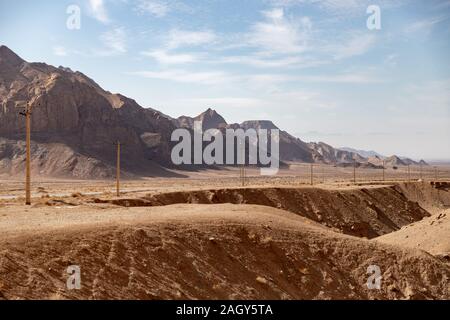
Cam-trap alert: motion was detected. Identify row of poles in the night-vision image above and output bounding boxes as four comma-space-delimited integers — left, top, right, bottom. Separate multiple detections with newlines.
17, 97, 442, 203
308, 161, 437, 186
239, 161, 441, 187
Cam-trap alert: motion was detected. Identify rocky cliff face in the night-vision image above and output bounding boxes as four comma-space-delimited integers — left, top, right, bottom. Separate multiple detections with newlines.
0, 45, 178, 178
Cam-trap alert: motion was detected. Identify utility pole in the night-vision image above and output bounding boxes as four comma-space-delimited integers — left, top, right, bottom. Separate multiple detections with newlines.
24, 106, 31, 205
382, 160, 385, 182
114, 141, 121, 197
321, 165, 325, 184
18, 104, 32, 205
18, 95, 41, 205
240, 164, 246, 187
310, 163, 314, 185
239, 141, 245, 187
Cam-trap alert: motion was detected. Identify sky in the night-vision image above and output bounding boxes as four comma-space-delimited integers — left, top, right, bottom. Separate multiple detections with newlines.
0, 0, 449, 160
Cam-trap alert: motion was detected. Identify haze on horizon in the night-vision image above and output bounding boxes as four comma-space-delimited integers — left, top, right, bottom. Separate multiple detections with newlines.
0, 0, 449, 160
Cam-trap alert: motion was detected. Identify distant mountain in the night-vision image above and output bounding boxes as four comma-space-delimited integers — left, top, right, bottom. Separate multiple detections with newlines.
177, 111, 315, 163
0, 45, 428, 178
309, 142, 366, 164
375, 156, 427, 167
0, 45, 179, 178
178, 108, 227, 131
400, 157, 429, 166
340, 148, 429, 167
339, 147, 385, 159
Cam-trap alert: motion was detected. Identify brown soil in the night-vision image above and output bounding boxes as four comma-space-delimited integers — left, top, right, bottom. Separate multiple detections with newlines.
0, 204, 448, 300
0, 181, 448, 300
377, 208, 450, 257
93, 186, 430, 239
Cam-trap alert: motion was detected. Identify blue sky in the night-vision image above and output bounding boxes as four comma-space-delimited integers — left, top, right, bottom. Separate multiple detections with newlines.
1, 0, 449, 160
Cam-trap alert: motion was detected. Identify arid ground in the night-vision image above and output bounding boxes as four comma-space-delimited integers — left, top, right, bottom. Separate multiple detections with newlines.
0, 164, 449, 300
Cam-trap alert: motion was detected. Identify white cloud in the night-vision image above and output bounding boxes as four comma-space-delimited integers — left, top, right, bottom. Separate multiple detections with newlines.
166, 29, 216, 49
217, 55, 326, 69
135, 0, 169, 17
53, 46, 68, 57
327, 32, 376, 60
269, 0, 404, 16
296, 73, 383, 84
99, 27, 127, 55
177, 97, 267, 109
247, 8, 312, 54
129, 69, 235, 85
404, 16, 447, 34
141, 50, 197, 64
88, 0, 109, 23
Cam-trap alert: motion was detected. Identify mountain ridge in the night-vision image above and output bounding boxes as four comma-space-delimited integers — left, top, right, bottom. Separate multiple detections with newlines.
0, 46, 428, 178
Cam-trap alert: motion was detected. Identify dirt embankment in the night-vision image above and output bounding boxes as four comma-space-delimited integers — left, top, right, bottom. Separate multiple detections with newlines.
0, 204, 448, 300
394, 182, 450, 211
94, 186, 430, 239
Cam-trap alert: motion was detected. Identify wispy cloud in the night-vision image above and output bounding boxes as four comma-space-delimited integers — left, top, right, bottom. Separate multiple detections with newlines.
88, 0, 109, 24
129, 69, 235, 85
404, 16, 447, 34
296, 73, 383, 84
135, 0, 169, 17
217, 55, 326, 69
99, 27, 127, 55
141, 50, 198, 64
166, 29, 217, 49
246, 8, 312, 54
326, 32, 377, 60
177, 97, 267, 109
52, 46, 68, 57
269, 0, 405, 16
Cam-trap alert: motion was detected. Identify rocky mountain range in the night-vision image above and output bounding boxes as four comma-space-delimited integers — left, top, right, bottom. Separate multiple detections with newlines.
0, 46, 427, 178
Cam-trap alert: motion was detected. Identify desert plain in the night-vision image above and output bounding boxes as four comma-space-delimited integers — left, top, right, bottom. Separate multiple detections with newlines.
0, 164, 449, 300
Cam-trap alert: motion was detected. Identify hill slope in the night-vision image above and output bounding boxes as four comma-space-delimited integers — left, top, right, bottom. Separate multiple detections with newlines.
0, 203, 448, 300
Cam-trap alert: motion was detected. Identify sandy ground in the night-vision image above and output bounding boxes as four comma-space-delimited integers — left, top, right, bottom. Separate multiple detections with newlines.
0, 204, 448, 300
1, 164, 450, 201
377, 208, 450, 256
0, 167, 449, 300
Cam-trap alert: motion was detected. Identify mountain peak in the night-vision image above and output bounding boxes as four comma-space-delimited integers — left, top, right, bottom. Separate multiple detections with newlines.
202, 107, 219, 116
195, 108, 227, 130
0, 45, 24, 66
240, 120, 279, 130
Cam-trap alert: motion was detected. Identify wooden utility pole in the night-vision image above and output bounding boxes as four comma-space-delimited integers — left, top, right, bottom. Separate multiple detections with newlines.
17, 92, 44, 205
310, 163, 314, 185
18, 101, 33, 205
239, 142, 246, 187
115, 141, 121, 197
25, 107, 31, 205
